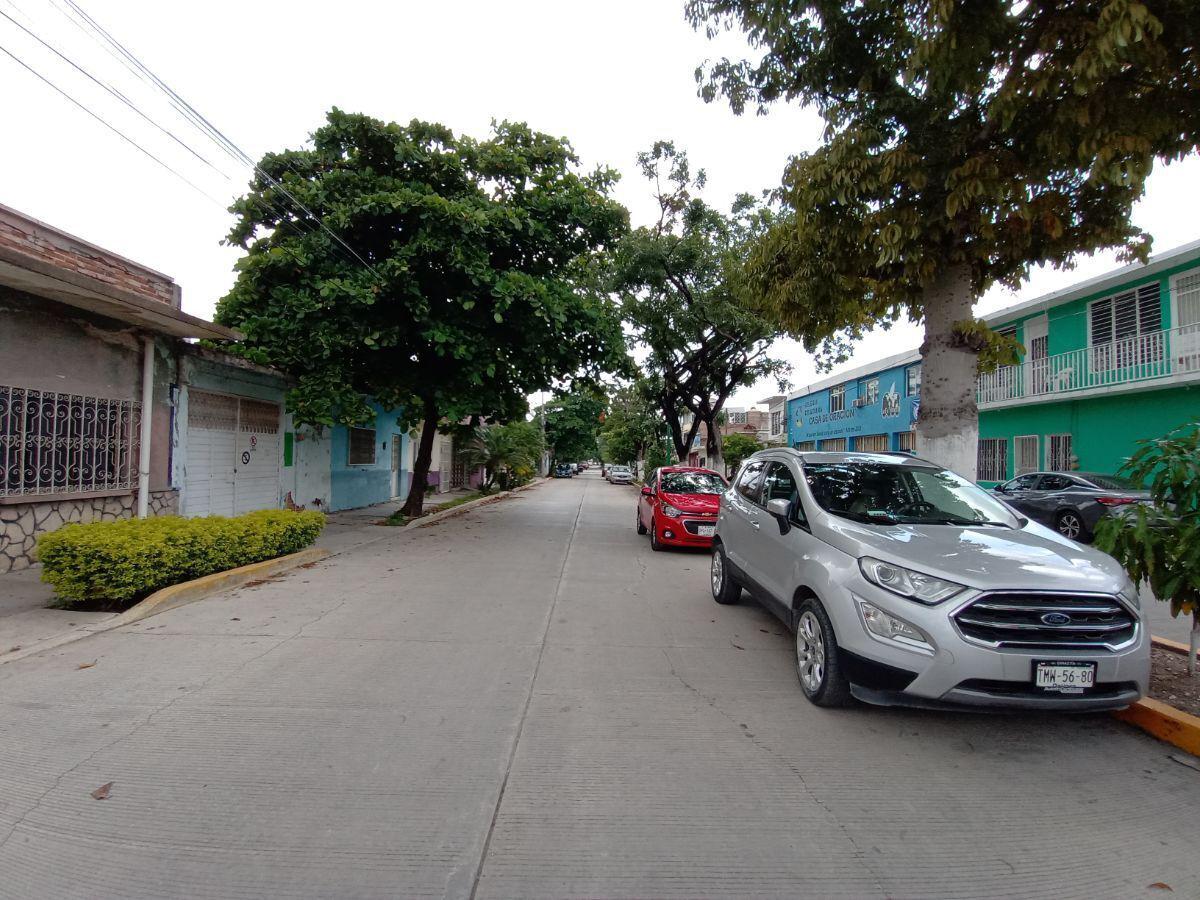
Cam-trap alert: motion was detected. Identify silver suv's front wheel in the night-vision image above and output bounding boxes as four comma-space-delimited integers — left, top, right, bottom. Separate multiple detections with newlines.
794, 600, 852, 707
710, 545, 741, 605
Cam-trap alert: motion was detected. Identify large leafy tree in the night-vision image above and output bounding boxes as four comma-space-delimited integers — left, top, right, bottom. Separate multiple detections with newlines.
540, 390, 607, 463
599, 380, 672, 467
688, 0, 1200, 476
216, 110, 628, 515
611, 142, 789, 469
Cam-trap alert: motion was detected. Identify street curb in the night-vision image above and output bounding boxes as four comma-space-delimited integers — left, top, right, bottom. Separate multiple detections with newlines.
1113, 698, 1200, 756
404, 478, 546, 531
0, 547, 329, 666
107, 546, 331, 627
1152, 634, 1197, 658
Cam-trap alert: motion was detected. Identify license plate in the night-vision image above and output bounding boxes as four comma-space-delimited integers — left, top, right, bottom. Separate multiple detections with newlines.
697, 525, 716, 537
1033, 661, 1096, 694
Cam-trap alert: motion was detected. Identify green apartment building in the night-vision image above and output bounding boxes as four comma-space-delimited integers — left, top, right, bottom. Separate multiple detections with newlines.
975, 240, 1200, 483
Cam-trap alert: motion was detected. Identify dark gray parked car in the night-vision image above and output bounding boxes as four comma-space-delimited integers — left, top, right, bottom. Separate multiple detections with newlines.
991, 471, 1150, 542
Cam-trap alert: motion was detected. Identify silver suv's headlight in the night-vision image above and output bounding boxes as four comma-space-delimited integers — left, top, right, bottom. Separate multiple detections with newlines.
1118, 577, 1141, 610
859, 557, 965, 605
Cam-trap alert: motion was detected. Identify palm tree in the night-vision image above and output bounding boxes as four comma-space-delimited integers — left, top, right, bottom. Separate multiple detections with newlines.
458, 423, 543, 490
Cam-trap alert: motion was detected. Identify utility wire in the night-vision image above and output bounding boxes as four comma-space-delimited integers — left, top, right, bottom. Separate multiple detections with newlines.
0, 41, 226, 205
62, 0, 386, 283
0, 7, 227, 176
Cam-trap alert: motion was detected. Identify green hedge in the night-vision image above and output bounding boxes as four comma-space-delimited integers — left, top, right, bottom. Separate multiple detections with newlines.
37, 510, 326, 605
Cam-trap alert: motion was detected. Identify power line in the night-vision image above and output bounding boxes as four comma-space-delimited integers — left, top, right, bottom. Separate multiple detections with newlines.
0, 7, 228, 176
61, 0, 386, 283
0, 41, 226, 205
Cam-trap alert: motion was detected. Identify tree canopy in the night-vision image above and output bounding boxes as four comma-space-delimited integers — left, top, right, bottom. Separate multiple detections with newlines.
215, 109, 629, 513
599, 380, 673, 467
687, 0, 1200, 476
609, 142, 788, 466
541, 390, 607, 463
720, 431, 762, 476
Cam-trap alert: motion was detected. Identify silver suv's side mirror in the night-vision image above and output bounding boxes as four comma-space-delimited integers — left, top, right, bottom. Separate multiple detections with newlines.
766, 497, 792, 535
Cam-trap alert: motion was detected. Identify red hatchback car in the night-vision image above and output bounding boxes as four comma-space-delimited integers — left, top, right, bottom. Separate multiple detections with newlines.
637, 466, 729, 550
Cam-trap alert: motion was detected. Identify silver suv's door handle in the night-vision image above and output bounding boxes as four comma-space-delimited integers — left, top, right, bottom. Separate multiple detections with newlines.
750, 519, 760, 530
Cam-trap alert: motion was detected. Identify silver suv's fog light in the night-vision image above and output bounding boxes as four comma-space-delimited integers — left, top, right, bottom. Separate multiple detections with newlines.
858, 600, 933, 652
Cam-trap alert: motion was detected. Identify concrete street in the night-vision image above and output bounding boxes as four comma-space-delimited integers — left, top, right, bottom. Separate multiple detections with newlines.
1, 471, 1197, 898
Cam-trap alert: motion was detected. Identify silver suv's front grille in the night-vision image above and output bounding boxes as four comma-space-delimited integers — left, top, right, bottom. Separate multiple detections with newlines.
953, 592, 1138, 651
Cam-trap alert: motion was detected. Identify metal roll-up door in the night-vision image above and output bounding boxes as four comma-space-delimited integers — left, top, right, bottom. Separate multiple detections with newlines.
185, 391, 281, 517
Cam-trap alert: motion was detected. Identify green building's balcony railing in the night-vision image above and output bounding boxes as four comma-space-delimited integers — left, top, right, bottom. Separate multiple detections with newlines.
976, 324, 1200, 407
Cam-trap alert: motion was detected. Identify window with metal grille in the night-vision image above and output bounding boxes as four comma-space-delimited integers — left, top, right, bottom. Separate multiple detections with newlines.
829, 385, 846, 413
906, 365, 921, 396
977, 438, 1008, 482
855, 433, 889, 452
1015, 435, 1039, 475
1089, 283, 1163, 369
796, 440, 816, 451
897, 430, 916, 451
1047, 433, 1073, 471
770, 410, 782, 435
0, 384, 140, 497
863, 379, 879, 404
727, 410, 748, 425
820, 437, 847, 451
348, 427, 376, 465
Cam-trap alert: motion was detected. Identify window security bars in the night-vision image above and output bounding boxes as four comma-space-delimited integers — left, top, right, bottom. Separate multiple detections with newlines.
0, 385, 140, 498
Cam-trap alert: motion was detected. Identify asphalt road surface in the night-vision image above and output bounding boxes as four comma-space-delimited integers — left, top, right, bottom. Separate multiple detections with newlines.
1, 471, 1196, 898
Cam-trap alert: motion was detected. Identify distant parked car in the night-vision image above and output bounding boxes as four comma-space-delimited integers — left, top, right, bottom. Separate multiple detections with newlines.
710, 449, 1147, 711
607, 465, 633, 484
991, 471, 1151, 542
637, 466, 727, 550
553, 463, 573, 478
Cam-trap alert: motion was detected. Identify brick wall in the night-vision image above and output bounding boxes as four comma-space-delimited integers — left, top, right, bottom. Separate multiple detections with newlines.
0, 205, 177, 307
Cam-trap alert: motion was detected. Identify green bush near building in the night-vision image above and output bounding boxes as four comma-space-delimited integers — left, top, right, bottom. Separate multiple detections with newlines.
37, 510, 326, 606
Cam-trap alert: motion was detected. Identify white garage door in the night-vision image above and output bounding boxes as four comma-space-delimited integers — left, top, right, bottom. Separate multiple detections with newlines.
185, 391, 282, 517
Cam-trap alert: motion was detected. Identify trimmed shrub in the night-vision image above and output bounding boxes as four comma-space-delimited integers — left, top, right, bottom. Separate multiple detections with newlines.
36, 510, 326, 605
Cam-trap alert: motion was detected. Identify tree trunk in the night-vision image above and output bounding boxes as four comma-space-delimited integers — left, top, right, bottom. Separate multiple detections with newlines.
916, 264, 979, 478
1190, 615, 1198, 677
401, 399, 439, 518
662, 400, 701, 463
703, 416, 724, 475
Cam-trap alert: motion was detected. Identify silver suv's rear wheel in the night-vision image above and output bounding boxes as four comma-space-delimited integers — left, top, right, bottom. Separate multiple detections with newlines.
794, 600, 852, 707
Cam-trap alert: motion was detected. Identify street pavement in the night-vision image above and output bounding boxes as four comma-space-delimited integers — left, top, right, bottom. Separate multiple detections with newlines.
0, 470, 1197, 898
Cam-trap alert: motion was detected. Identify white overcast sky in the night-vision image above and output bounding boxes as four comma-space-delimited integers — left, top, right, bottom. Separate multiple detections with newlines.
2, 0, 1196, 409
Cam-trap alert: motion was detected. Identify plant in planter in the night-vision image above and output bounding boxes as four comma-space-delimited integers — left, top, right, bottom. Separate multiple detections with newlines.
1095, 422, 1200, 674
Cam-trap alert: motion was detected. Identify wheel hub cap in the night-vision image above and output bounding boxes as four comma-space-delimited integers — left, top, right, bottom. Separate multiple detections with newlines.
796, 611, 825, 693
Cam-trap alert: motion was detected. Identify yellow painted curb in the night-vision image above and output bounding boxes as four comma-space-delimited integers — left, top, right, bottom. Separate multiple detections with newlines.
1113, 697, 1200, 756
108, 546, 330, 627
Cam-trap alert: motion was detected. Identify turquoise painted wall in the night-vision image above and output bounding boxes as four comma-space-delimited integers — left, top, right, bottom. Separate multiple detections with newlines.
978, 384, 1200, 482
329, 403, 406, 511
995, 255, 1200, 359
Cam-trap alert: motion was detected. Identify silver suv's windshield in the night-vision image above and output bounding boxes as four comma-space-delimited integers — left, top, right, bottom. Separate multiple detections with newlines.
804, 462, 1019, 526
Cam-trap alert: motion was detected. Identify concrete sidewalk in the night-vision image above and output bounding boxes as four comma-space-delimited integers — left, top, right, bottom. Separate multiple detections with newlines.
0, 488, 486, 659
0, 566, 115, 657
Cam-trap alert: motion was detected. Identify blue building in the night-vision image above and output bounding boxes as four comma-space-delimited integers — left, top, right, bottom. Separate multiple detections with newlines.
328, 402, 409, 512
787, 349, 922, 452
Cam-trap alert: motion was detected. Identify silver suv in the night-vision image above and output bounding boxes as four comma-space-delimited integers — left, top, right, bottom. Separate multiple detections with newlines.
710, 449, 1148, 710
